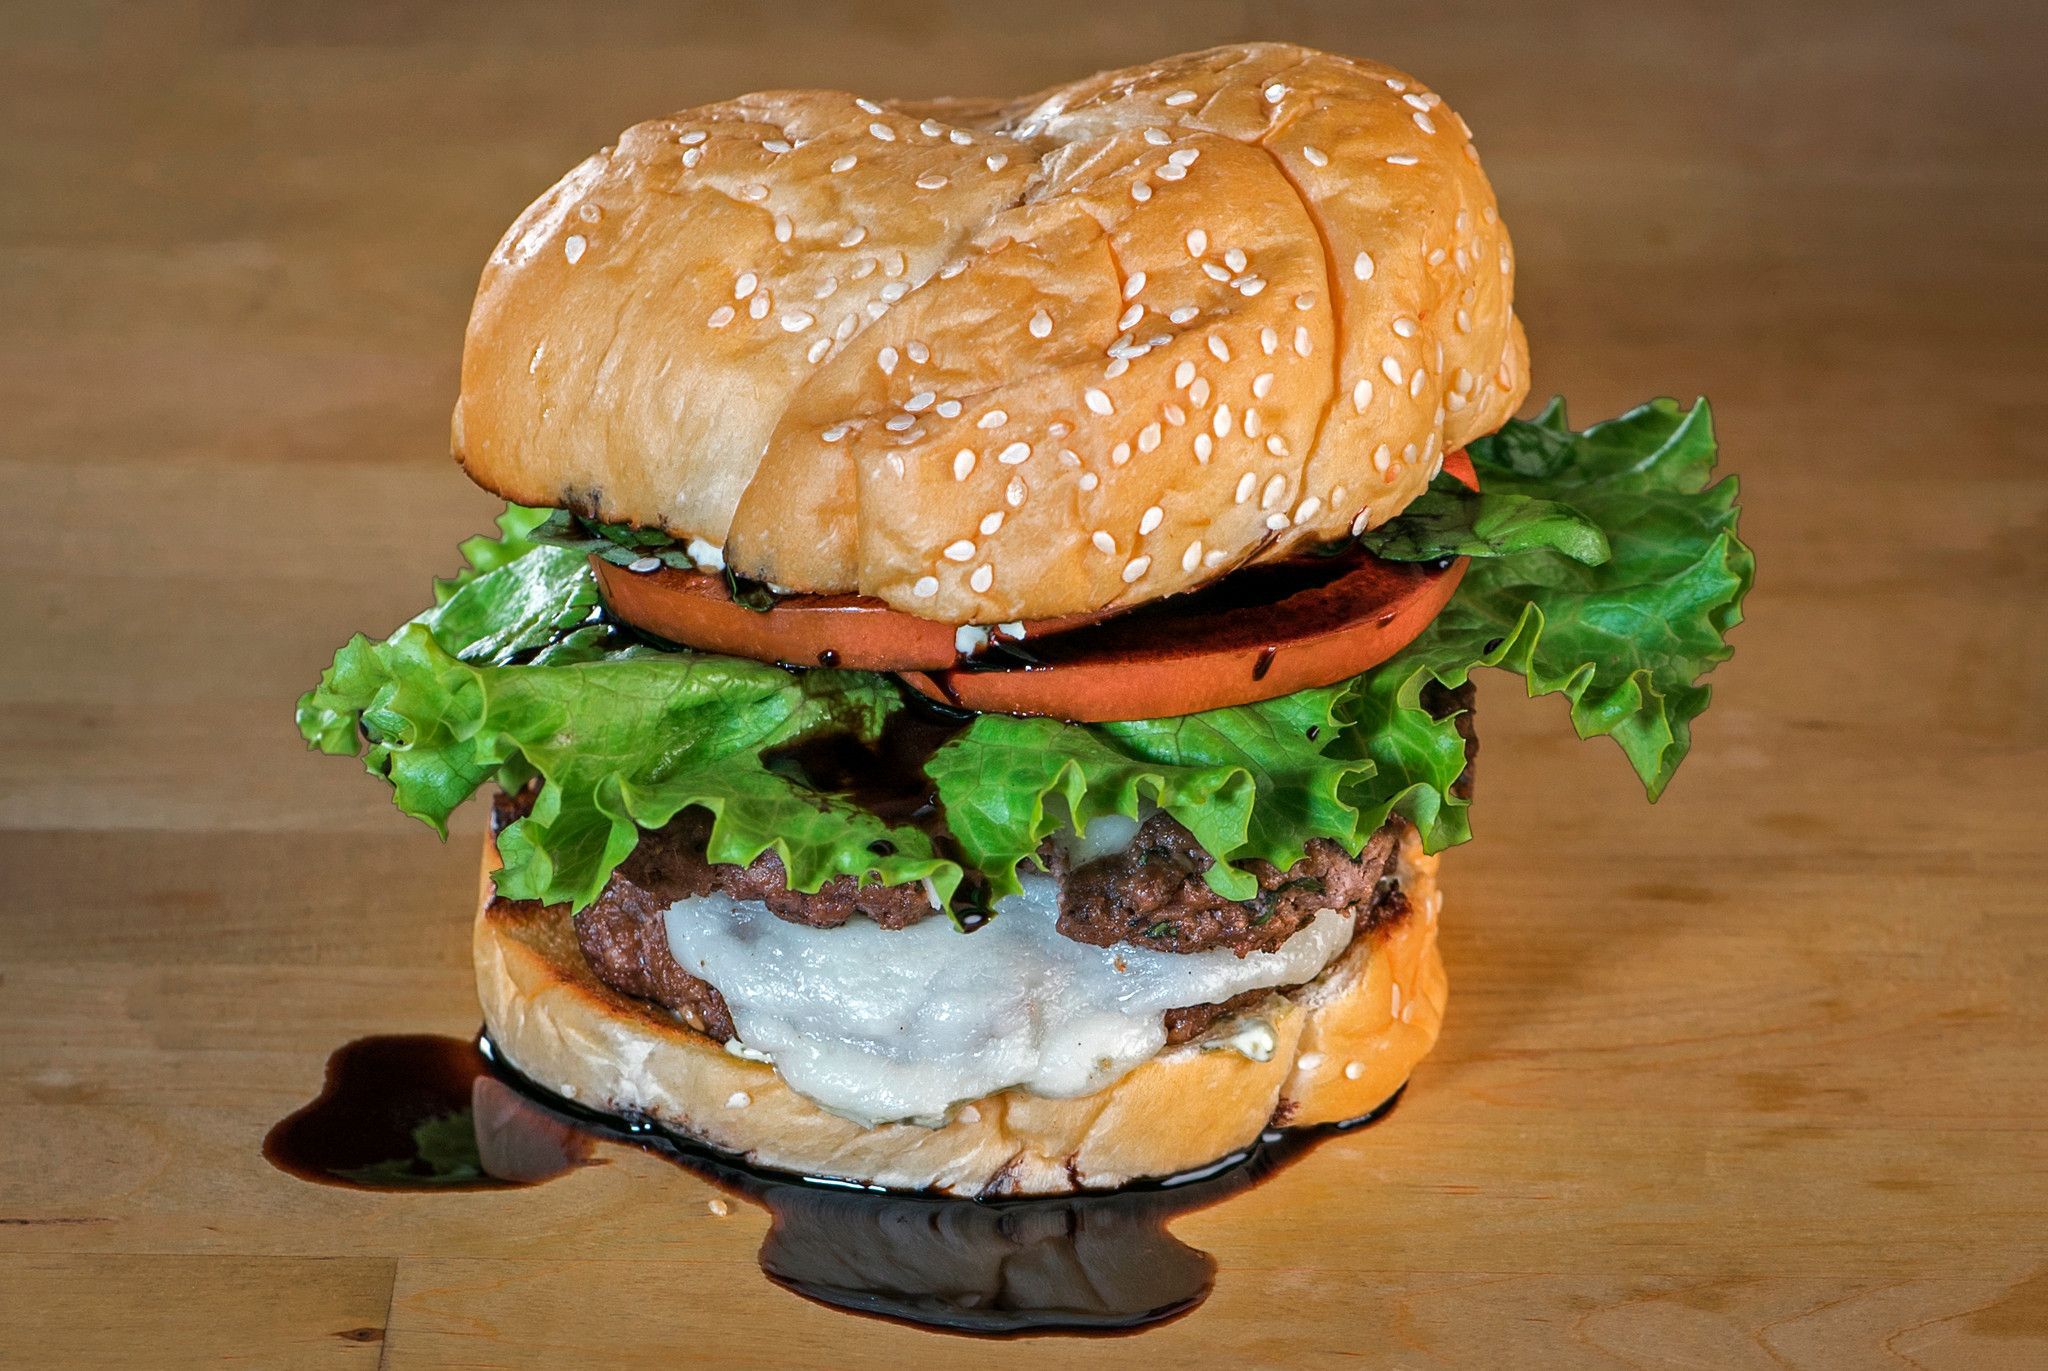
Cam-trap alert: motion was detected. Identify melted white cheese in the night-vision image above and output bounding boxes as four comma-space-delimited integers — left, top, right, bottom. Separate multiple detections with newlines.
662, 870, 1352, 1128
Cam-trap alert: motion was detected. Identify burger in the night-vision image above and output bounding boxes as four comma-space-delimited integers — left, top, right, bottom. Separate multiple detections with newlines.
300, 43, 1751, 1195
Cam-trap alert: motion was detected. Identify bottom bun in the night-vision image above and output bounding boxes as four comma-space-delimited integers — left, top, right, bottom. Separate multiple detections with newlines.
475, 831, 1448, 1196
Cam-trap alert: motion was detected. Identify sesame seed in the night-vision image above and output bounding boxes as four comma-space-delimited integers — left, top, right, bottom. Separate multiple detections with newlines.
1111, 441, 1131, 464
1169, 306, 1198, 324
740, 183, 768, 201
563, 234, 587, 263
1189, 376, 1211, 405
885, 414, 915, 432
950, 128, 973, 145
1483, 204, 1498, 225
979, 511, 1005, 536
679, 129, 708, 145
919, 119, 943, 137
627, 556, 661, 574
1447, 392, 1468, 412
986, 152, 1009, 172
763, 138, 791, 154
1344, 1061, 1364, 1080
1006, 476, 1026, 506
1194, 433, 1214, 462
708, 1197, 732, 1216
1410, 367, 1426, 397
1295, 496, 1322, 522
915, 172, 948, 190
997, 441, 1031, 465
1186, 228, 1208, 256
1123, 272, 1147, 301
577, 203, 600, 224
977, 409, 1007, 429
1138, 505, 1163, 535
1294, 327, 1312, 356
1295, 293, 1315, 311
1122, 555, 1150, 582
1238, 277, 1267, 297
877, 346, 899, 375
1130, 181, 1152, 202
822, 423, 850, 443
1137, 422, 1162, 452
1105, 356, 1132, 378
1174, 361, 1196, 388
907, 340, 929, 362
749, 294, 771, 320
681, 146, 702, 168
830, 154, 856, 174
1084, 388, 1113, 416
952, 449, 976, 480
1392, 317, 1420, 339
727, 1090, 751, 1108
1079, 471, 1100, 491
838, 225, 867, 247
1214, 403, 1233, 438
1381, 356, 1405, 385
1092, 531, 1116, 554
1223, 247, 1247, 272
1181, 541, 1203, 572
806, 337, 830, 363
913, 576, 939, 597
1266, 435, 1289, 456
886, 452, 906, 476
1169, 147, 1199, 168
1352, 378, 1373, 412
943, 540, 975, 562
1202, 262, 1232, 282
1207, 336, 1230, 362
1252, 372, 1274, 398
1351, 509, 1371, 535
904, 391, 935, 413
868, 122, 896, 141
1302, 145, 1328, 167
1156, 162, 1186, 182
1428, 247, 1446, 266
1144, 127, 1171, 145
1263, 81, 1288, 102
856, 97, 882, 113
708, 305, 735, 328
1413, 111, 1437, 135
1261, 474, 1287, 510
1244, 408, 1264, 438
1387, 154, 1419, 166
1260, 327, 1278, 355
879, 281, 908, 302
1456, 308, 1473, 333
1117, 302, 1144, 330
970, 564, 994, 593
1264, 513, 1289, 531
1385, 77, 1407, 92
1029, 309, 1052, 338
780, 311, 814, 332
1165, 89, 1197, 106
734, 272, 759, 299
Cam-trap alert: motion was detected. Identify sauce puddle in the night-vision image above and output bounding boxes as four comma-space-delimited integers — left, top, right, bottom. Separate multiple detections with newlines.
267, 1032, 1401, 1337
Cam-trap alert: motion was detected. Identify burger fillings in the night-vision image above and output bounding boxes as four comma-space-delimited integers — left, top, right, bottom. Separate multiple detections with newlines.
299, 44, 1753, 1194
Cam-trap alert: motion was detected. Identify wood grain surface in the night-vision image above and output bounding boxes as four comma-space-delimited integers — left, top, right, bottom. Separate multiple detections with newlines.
3, 2, 2043, 1366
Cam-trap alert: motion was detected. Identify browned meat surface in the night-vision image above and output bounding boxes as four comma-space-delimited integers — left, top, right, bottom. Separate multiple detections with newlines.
1052, 815, 1407, 957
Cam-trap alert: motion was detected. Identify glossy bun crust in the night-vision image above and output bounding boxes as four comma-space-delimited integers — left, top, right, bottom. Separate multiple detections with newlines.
456, 43, 1527, 623
475, 828, 1448, 1196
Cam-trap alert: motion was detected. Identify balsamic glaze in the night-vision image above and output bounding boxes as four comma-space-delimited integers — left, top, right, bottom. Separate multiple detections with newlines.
267, 1032, 1402, 1337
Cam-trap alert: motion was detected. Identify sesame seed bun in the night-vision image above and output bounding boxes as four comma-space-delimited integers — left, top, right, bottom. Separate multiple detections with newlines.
454, 43, 1527, 624
474, 827, 1448, 1197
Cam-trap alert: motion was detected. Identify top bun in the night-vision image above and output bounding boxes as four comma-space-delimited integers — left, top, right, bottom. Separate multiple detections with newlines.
455, 43, 1528, 623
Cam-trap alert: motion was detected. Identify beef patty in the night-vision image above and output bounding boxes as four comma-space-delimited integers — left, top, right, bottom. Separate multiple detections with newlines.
572, 858, 1413, 1051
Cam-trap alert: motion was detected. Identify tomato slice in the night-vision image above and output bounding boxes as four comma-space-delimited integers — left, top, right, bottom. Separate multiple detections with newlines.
592, 561, 1111, 670
596, 452, 1474, 719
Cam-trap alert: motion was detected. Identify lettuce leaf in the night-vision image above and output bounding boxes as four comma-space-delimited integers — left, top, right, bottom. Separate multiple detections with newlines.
298, 396, 1750, 914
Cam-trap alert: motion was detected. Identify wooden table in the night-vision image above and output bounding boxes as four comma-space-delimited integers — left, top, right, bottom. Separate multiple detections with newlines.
5, 3, 2043, 1365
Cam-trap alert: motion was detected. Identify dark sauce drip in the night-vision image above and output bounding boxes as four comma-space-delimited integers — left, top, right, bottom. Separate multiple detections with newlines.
1251, 645, 1279, 681
267, 1032, 1402, 1337
262, 1035, 595, 1190
816, 649, 840, 668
